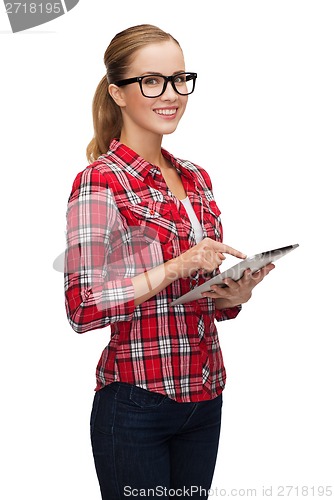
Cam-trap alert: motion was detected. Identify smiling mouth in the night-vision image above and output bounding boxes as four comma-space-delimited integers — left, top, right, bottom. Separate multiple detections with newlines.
154, 108, 177, 116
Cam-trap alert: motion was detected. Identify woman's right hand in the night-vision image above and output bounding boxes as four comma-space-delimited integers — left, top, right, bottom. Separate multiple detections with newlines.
132, 238, 246, 307
173, 237, 247, 279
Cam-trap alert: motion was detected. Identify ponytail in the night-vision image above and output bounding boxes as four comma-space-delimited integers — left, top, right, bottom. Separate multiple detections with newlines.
86, 75, 122, 163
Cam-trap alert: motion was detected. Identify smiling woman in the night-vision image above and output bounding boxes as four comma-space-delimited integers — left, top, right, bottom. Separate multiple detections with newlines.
64, 23, 274, 500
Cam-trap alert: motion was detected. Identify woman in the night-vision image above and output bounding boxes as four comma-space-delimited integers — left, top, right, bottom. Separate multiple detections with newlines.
64, 24, 274, 499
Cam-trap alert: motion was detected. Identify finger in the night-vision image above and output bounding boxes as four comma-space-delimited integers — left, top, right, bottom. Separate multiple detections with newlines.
202, 285, 230, 298
242, 268, 253, 281
201, 251, 224, 272
253, 263, 275, 278
222, 244, 247, 260
264, 263, 276, 272
210, 241, 247, 259
221, 278, 239, 290
251, 263, 275, 283
202, 292, 221, 299
250, 272, 265, 285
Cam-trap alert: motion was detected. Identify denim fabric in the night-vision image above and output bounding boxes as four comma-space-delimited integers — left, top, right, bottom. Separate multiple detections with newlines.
90, 382, 223, 499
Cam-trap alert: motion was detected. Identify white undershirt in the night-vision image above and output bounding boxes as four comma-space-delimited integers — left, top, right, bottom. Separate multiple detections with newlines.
180, 196, 204, 243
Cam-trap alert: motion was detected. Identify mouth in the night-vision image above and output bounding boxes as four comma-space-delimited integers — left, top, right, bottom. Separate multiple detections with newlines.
153, 107, 178, 119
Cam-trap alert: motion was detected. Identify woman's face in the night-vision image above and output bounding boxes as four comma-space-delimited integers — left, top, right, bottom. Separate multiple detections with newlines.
112, 40, 189, 139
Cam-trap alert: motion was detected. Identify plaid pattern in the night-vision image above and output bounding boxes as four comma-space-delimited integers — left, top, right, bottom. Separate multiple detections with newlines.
64, 139, 241, 402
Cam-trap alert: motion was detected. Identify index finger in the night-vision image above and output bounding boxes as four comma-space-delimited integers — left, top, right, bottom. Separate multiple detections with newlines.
212, 241, 247, 260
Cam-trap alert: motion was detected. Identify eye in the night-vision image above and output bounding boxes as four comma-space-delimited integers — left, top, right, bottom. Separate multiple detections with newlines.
173, 74, 187, 84
142, 76, 162, 86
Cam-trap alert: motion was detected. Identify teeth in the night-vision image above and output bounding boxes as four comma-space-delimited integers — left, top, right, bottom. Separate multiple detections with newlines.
155, 109, 176, 116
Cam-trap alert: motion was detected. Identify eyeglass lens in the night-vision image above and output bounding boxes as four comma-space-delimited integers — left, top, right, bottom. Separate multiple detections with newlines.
141, 73, 195, 97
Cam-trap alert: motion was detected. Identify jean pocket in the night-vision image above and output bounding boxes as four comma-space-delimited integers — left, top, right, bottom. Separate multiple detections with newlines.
90, 391, 101, 431
128, 385, 167, 409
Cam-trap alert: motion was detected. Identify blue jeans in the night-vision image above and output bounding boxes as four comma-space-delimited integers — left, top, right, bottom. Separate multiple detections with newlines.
90, 382, 223, 499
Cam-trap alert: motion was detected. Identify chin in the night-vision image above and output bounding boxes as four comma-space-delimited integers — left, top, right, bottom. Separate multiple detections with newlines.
157, 123, 180, 135
163, 128, 178, 136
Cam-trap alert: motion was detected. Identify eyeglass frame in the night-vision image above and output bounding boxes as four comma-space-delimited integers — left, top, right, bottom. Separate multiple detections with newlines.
112, 72, 197, 98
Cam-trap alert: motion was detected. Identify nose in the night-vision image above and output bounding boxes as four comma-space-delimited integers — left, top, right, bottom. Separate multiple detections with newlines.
161, 81, 178, 100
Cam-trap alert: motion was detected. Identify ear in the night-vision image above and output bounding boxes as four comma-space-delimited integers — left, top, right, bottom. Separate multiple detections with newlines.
108, 84, 126, 107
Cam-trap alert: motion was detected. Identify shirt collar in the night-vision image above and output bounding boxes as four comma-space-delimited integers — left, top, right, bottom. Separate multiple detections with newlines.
107, 139, 152, 180
107, 139, 196, 184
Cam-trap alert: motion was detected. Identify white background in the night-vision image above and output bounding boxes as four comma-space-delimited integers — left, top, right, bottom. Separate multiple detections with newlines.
1, 0, 333, 498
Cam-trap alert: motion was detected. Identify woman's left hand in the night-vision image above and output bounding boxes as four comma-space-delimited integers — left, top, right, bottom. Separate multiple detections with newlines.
201, 263, 275, 309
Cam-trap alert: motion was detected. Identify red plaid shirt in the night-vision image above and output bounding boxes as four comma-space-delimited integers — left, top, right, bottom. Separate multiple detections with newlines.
64, 139, 241, 402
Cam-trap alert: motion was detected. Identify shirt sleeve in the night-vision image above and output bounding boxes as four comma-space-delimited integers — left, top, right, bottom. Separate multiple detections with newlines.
64, 166, 135, 333
214, 303, 242, 322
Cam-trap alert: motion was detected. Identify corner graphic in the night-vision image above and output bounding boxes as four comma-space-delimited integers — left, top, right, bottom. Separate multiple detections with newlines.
4, 0, 79, 33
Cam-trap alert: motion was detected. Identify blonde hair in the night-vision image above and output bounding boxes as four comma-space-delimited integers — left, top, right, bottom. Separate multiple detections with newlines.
86, 24, 181, 163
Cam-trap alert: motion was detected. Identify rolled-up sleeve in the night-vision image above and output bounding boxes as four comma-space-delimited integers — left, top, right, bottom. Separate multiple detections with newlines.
64, 167, 135, 333
215, 304, 242, 322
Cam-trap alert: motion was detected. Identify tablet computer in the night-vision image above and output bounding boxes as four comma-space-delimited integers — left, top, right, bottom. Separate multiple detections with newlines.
169, 244, 299, 306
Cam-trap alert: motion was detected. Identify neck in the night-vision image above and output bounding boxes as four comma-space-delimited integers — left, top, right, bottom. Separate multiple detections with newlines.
119, 129, 167, 168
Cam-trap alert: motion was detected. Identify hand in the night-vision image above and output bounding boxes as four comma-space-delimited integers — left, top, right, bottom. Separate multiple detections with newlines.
201, 263, 276, 309
173, 237, 246, 279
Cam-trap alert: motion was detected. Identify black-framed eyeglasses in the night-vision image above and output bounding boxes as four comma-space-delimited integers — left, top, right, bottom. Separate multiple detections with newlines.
113, 72, 197, 98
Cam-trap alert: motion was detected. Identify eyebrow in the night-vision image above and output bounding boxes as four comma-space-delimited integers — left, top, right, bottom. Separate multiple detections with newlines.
140, 70, 185, 76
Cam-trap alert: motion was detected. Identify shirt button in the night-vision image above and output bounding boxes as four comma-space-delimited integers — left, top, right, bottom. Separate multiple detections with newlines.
150, 209, 155, 215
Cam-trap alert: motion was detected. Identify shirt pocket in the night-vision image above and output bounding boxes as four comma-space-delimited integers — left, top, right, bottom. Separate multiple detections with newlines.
202, 199, 223, 242
124, 199, 178, 246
